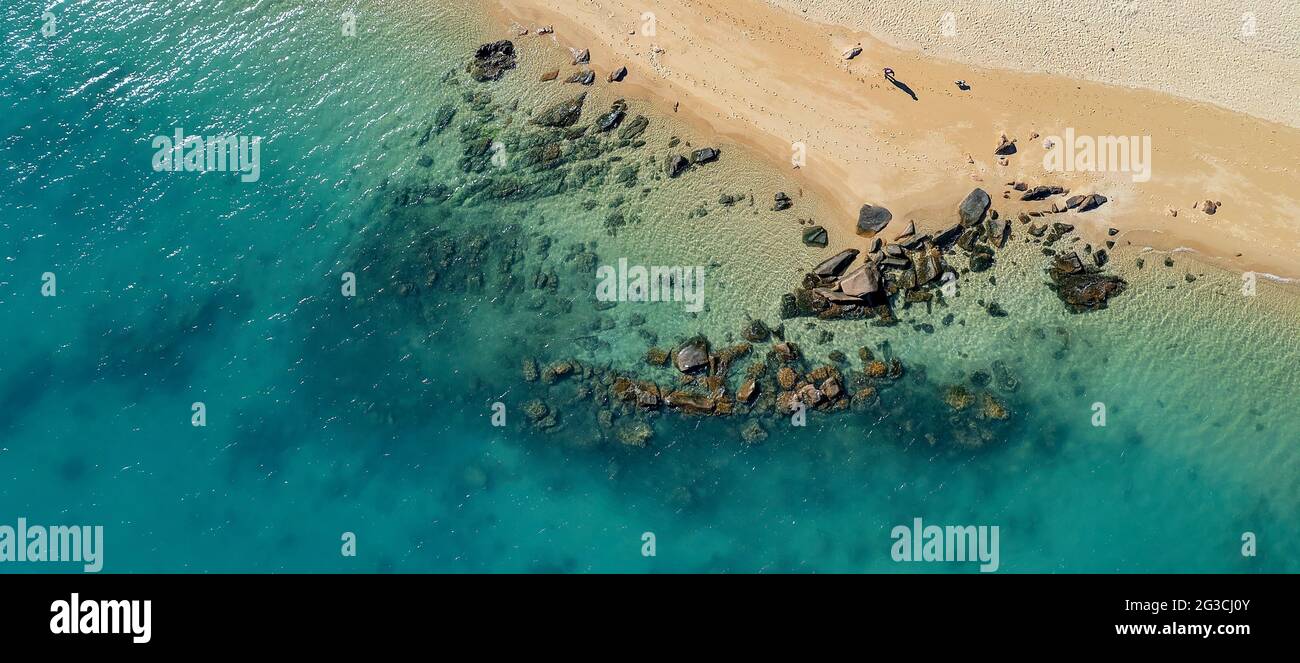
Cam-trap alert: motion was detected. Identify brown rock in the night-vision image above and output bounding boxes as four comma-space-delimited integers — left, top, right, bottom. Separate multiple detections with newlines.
777, 366, 797, 390
737, 378, 759, 403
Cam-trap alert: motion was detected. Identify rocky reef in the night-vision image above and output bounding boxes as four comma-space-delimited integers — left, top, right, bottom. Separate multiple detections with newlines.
361, 40, 1141, 453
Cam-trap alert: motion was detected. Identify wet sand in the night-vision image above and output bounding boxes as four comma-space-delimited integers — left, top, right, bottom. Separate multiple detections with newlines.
485, 0, 1300, 281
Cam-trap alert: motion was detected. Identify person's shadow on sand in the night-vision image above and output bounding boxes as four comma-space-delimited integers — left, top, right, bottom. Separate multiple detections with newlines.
885, 75, 918, 101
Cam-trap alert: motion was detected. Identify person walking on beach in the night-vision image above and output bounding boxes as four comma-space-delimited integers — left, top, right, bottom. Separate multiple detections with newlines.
883, 67, 895, 81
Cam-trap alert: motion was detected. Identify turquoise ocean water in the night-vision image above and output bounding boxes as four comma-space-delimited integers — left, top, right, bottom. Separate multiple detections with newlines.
1, 1, 1297, 572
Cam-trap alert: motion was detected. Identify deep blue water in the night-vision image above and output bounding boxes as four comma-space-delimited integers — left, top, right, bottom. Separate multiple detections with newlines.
1, 1, 1297, 573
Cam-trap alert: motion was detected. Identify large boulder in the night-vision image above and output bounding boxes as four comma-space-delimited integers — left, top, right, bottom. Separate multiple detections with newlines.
912, 246, 944, 285
959, 188, 991, 227
934, 224, 964, 248
837, 264, 882, 298
673, 338, 710, 374
467, 41, 517, 82
856, 204, 893, 235
690, 147, 720, 164
986, 216, 1010, 248
665, 155, 689, 178
595, 101, 628, 132
664, 390, 716, 415
1077, 193, 1108, 212
812, 249, 860, 277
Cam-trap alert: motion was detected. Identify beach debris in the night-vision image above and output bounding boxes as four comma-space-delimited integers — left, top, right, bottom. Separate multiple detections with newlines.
773, 191, 794, 211
843, 45, 863, 60
994, 134, 1017, 155
466, 40, 517, 82
856, 203, 893, 234
532, 91, 588, 127
608, 66, 628, 82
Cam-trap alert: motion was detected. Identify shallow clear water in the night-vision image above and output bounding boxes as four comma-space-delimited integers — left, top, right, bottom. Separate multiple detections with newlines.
1, 0, 1296, 573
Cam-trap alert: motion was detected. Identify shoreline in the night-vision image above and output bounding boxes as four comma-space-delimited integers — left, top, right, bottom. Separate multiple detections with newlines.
484, 0, 1300, 283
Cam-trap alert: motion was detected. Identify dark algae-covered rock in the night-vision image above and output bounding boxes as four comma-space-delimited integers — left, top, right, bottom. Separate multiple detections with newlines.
1048, 252, 1127, 311
467, 40, 517, 82
532, 92, 588, 127
802, 225, 829, 247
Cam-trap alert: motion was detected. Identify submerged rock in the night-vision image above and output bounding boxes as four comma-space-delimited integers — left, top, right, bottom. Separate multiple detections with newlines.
618, 115, 649, 140
595, 101, 627, 132
741, 318, 771, 342
986, 216, 1010, 248
1048, 263, 1127, 312
532, 92, 588, 127
773, 192, 794, 211
617, 421, 653, 447
740, 421, 768, 444
467, 40, 517, 82
802, 225, 829, 247
665, 155, 689, 178
673, 338, 711, 374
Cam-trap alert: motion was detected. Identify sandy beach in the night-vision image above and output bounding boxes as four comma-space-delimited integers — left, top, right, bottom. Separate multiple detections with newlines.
487, 0, 1300, 280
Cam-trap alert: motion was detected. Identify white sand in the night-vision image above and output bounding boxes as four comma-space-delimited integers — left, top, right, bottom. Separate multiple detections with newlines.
767, 0, 1300, 128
